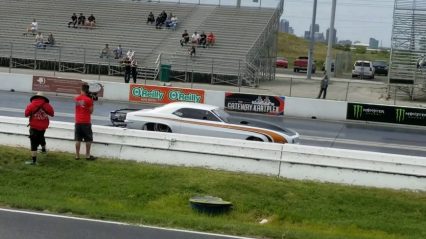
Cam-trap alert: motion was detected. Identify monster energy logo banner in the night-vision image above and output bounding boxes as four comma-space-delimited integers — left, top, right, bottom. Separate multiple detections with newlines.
347, 103, 426, 126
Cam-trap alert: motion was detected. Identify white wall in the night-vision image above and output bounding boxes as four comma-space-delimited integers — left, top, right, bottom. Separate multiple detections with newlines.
97, 81, 130, 102
1, 116, 425, 191
205, 90, 225, 107
285, 97, 348, 120
0, 72, 33, 93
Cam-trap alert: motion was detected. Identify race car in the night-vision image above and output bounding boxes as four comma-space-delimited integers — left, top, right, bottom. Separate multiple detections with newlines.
110, 102, 300, 144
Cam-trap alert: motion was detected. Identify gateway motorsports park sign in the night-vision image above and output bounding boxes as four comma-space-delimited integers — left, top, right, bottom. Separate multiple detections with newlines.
129, 84, 205, 104
347, 103, 426, 126
225, 93, 285, 116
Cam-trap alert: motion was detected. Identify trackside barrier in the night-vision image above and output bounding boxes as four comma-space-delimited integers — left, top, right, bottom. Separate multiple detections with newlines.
0, 116, 425, 191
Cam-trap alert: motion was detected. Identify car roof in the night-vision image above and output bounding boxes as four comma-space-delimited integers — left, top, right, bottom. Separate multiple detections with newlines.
355, 60, 372, 63
156, 102, 219, 112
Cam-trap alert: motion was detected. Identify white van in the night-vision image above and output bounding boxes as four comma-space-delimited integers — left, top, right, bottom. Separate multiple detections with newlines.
352, 60, 375, 79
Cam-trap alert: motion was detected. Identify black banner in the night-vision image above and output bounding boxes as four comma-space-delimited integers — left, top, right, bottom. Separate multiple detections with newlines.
347, 103, 426, 126
225, 93, 285, 116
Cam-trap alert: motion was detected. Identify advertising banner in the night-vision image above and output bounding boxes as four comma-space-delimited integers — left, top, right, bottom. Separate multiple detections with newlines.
225, 92, 285, 116
32, 76, 104, 97
347, 103, 426, 126
129, 84, 205, 104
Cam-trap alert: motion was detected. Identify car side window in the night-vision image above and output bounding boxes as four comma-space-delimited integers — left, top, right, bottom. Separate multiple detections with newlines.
173, 108, 220, 121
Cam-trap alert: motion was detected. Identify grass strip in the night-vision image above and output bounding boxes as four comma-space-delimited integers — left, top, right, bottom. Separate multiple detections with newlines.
0, 145, 425, 239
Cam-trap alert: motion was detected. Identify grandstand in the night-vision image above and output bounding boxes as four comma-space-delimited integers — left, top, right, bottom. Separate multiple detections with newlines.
0, 0, 282, 87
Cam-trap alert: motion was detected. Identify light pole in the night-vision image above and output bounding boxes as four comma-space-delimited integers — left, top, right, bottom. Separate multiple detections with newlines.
307, 0, 318, 80
326, 0, 337, 78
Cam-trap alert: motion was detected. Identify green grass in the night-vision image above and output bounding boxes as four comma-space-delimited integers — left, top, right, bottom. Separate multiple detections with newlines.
277, 33, 390, 70
0, 145, 425, 239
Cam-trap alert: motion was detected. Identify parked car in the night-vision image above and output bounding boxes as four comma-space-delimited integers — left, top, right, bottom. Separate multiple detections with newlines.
352, 60, 375, 79
293, 56, 316, 73
276, 57, 288, 68
372, 60, 388, 76
110, 102, 300, 144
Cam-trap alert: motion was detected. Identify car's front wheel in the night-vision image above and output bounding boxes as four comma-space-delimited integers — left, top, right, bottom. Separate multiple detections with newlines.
154, 124, 172, 133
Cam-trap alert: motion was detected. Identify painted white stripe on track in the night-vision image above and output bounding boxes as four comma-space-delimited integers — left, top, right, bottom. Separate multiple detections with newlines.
0, 208, 254, 239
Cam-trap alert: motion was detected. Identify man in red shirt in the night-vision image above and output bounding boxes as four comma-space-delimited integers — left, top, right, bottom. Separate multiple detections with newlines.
75, 84, 96, 160
24, 92, 55, 165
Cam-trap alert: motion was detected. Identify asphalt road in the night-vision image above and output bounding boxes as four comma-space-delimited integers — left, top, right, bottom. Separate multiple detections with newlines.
1, 90, 425, 157
0, 208, 251, 239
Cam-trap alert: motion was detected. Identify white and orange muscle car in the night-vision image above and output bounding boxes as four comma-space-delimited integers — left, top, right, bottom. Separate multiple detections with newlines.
110, 102, 299, 144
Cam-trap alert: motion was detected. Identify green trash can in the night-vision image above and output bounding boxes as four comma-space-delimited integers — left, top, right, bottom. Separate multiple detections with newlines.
160, 64, 171, 82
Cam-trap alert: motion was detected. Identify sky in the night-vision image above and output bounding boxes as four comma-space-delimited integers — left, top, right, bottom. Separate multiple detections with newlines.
282, 0, 394, 47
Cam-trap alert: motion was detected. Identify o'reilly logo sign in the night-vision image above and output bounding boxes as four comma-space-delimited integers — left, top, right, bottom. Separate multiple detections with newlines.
347, 103, 426, 126
395, 108, 405, 123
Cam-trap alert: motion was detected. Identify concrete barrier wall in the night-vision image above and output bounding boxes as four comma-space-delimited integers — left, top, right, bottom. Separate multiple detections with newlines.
0, 72, 33, 93
285, 97, 347, 120
1, 116, 425, 191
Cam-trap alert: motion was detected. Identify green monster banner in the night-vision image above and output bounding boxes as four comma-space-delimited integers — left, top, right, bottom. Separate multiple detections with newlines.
347, 103, 426, 126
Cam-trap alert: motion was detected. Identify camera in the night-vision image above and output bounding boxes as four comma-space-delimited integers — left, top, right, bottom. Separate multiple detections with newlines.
83, 82, 102, 101
87, 92, 99, 101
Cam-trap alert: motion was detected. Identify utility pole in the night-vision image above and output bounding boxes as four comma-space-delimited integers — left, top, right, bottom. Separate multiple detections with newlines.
326, 0, 337, 78
307, 0, 317, 80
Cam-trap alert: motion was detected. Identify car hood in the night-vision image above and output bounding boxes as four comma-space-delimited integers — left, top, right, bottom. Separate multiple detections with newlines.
226, 116, 298, 136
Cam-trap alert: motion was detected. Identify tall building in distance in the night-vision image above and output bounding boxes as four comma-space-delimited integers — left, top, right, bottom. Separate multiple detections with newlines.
369, 38, 379, 49
326, 28, 337, 45
279, 19, 294, 34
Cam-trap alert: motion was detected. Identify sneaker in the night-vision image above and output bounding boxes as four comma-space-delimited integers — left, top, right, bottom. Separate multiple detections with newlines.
25, 161, 37, 165
41, 148, 47, 153
85, 156, 97, 161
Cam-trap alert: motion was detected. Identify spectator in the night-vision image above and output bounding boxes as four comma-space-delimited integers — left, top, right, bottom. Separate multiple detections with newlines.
24, 92, 54, 165
191, 31, 200, 44
180, 29, 189, 46
77, 13, 86, 27
206, 32, 216, 47
199, 31, 207, 48
131, 56, 138, 84
68, 13, 78, 28
317, 72, 329, 99
74, 83, 96, 160
113, 44, 123, 59
25, 19, 38, 36
100, 44, 111, 58
126, 49, 134, 59
147, 12, 155, 24
160, 10, 167, 24
45, 32, 55, 47
155, 14, 163, 29
189, 45, 196, 57
122, 57, 132, 83
35, 32, 45, 49
167, 15, 178, 30
86, 14, 96, 29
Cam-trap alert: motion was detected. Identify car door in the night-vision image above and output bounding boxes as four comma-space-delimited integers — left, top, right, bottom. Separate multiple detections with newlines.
172, 108, 226, 138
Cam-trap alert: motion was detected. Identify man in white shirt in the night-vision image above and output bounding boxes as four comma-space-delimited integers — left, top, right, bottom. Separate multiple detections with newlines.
26, 19, 38, 36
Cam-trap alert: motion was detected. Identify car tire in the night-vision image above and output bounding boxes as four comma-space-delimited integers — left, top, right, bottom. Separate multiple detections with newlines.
293, 68, 297, 72
154, 124, 172, 133
246, 136, 263, 142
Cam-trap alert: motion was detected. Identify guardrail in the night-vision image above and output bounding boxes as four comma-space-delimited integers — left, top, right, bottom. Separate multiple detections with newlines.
0, 116, 425, 191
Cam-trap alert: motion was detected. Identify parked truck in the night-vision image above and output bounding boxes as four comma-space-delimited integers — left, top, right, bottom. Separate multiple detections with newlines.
293, 56, 316, 73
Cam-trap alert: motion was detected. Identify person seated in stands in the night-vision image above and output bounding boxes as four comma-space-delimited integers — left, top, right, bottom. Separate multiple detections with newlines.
25, 19, 38, 36
147, 12, 155, 24
77, 13, 86, 27
191, 31, 200, 45
86, 14, 96, 29
155, 15, 163, 29
68, 13, 78, 28
34, 32, 45, 49
44, 32, 55, 47
167, 15, 178, 30
199, 31, 207, 48
180, 29, 189, 46
189, 44, 196, 57
100, 44, 111, 58
126, 49, 135, 59
207, 32, 216, 47
113, 45, 123, 59
160, 10, 167, 24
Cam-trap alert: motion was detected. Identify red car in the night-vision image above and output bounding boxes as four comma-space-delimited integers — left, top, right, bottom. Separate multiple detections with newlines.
276, 57, 288, 68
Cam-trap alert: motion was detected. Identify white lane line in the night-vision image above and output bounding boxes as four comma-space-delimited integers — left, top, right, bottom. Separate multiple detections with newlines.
0, 107, 109, 121
301, 135, 426, 152
0, 208, 254, 239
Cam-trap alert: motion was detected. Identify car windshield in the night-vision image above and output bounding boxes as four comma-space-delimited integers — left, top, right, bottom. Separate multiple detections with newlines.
355, 62, 371, 67
212, 108, 230, 123
373, 61, 387, 66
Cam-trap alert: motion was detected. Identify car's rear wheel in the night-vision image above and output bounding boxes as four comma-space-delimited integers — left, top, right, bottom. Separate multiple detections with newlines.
154, 124, 172, 133
246, 136, 263, 142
